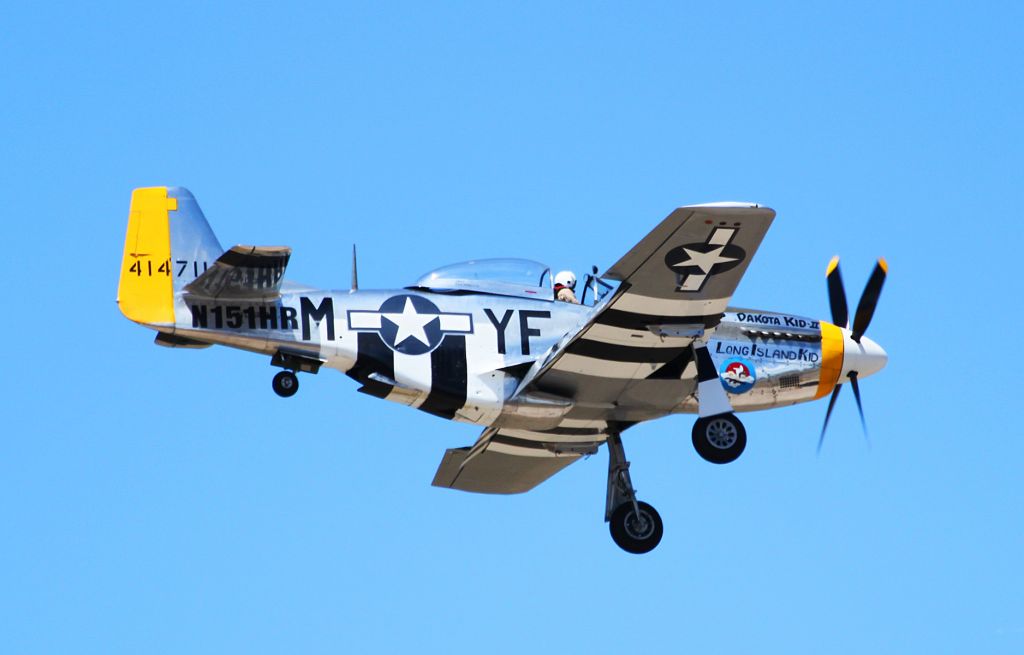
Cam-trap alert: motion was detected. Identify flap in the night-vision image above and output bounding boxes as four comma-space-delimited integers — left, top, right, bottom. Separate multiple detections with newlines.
431, 430, 593, 494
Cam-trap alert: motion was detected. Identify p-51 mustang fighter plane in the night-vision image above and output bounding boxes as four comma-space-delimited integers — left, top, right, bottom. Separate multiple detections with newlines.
118, 187, 887, 554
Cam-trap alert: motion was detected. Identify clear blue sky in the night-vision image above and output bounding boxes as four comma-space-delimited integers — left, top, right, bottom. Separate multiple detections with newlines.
2, 2, 1022, 653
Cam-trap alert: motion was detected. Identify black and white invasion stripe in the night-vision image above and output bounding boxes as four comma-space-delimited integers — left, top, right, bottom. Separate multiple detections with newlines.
347, 332, 469, 420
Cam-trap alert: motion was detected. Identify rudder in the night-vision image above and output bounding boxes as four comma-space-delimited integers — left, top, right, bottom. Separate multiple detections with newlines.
117, 187, 223, 325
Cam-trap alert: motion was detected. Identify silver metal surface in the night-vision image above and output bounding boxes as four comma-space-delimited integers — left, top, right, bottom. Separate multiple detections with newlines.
121, 188, 889, 499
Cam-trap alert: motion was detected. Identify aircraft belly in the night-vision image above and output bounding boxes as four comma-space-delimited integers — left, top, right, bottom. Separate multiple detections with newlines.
522, 370, 693, 424
454, 324, 512, 424
390, 350, 433, 408
166, 327, 272, 355
455, 371, 504, 425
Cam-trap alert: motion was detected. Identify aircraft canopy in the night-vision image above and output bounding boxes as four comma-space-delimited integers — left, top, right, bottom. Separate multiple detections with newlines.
412, 258, 553, 300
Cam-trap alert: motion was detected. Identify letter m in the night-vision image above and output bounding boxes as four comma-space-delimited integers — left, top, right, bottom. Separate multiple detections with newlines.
300, 296, 335, 341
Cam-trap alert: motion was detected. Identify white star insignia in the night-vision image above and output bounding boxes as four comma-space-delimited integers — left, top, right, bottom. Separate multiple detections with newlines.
382, 298, 436, 347
673, 246, 737, 274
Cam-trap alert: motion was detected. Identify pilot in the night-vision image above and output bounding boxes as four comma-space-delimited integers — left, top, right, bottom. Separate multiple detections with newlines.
554, 270, 579, 304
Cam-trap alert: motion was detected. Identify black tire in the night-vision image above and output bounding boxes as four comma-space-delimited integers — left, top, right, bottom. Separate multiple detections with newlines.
692, 413, 746, 464
272, 371, 299, 398
609, 501, 663, 554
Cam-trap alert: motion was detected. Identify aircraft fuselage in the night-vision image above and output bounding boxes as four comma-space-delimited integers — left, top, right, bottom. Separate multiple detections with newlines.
162, 287, 871, 426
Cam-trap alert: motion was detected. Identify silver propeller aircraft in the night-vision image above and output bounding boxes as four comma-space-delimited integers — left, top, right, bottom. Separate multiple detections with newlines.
118, 187, 888, 554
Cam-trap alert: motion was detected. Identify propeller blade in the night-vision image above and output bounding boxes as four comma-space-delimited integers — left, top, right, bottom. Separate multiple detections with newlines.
825, 256, 849, 328
848, 372, 871, 447
817, 383, 842, 454
851, 258, 887, 342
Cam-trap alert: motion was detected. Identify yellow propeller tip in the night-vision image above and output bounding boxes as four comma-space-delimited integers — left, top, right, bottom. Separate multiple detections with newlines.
823, 255, 839, 276
878, 257, 888, 273
826, 256, 840, 276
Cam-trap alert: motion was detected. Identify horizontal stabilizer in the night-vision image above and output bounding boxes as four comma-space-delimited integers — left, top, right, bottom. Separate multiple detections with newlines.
154, 332, 212, 349
432, 430, 587, 494
184, 245, 291, 299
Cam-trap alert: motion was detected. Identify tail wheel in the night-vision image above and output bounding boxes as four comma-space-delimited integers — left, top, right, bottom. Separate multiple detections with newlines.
692, 413, 746, 464
609, 501, 663, 554
272, 371, 299, 398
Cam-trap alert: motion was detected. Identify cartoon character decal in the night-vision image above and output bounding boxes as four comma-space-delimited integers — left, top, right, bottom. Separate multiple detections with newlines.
720, 357, 756, 394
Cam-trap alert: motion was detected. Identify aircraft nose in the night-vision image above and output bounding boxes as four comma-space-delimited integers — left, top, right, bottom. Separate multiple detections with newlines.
841, 333, 888, 380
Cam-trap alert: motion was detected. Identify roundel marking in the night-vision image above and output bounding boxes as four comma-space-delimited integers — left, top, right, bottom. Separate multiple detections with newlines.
720, 357, 756, 394
346, 294, 474, 355
664, 243, 746, 276
664, 226, 746, 292
377, 294, 445, 355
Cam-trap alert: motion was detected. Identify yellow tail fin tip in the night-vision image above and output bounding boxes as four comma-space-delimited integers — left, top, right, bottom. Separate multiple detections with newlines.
117, 187, 176, 325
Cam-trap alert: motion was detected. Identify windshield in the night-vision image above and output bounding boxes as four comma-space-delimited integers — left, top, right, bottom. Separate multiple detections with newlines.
412, 258, 552, 299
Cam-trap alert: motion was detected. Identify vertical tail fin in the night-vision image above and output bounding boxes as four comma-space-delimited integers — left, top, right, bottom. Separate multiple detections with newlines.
117, 187, 223, 325
167, 187, 223, 294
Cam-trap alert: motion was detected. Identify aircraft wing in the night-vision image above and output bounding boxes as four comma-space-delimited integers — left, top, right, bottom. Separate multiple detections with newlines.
516, 203, 775, 410
433, 204, 774, 496
432, 428, 601, 494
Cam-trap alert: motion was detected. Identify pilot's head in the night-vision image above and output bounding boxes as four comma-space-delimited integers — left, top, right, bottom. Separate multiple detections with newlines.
555, 270, 576, 290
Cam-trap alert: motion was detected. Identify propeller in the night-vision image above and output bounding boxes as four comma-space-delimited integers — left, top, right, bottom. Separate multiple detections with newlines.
851, 259, 887, 342
825, 256, 848, 328
818, 257, 888, 453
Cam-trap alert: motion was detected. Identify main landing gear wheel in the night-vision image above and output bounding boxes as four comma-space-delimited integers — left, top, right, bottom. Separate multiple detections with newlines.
272, 371, 299, 398
692, 413, 746, 464
609, 501, 663, 554
605, 432, 663, 554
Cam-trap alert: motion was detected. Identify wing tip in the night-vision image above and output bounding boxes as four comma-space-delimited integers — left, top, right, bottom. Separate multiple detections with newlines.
683, 201, 766, 209
679, 201, 776, 218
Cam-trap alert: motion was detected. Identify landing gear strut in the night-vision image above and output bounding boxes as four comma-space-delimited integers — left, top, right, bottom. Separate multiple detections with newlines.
272, 370, 299, 397
605, 433, 663, 554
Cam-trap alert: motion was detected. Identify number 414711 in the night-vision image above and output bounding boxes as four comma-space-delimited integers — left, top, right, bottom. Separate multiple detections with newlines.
127, 259, 208, 277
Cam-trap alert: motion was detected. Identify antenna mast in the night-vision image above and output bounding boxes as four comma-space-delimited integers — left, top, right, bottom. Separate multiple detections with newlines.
351, 244, 359, 291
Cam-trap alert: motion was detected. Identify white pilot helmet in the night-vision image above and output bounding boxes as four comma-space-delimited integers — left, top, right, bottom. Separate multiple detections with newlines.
554, 270, 576, 289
